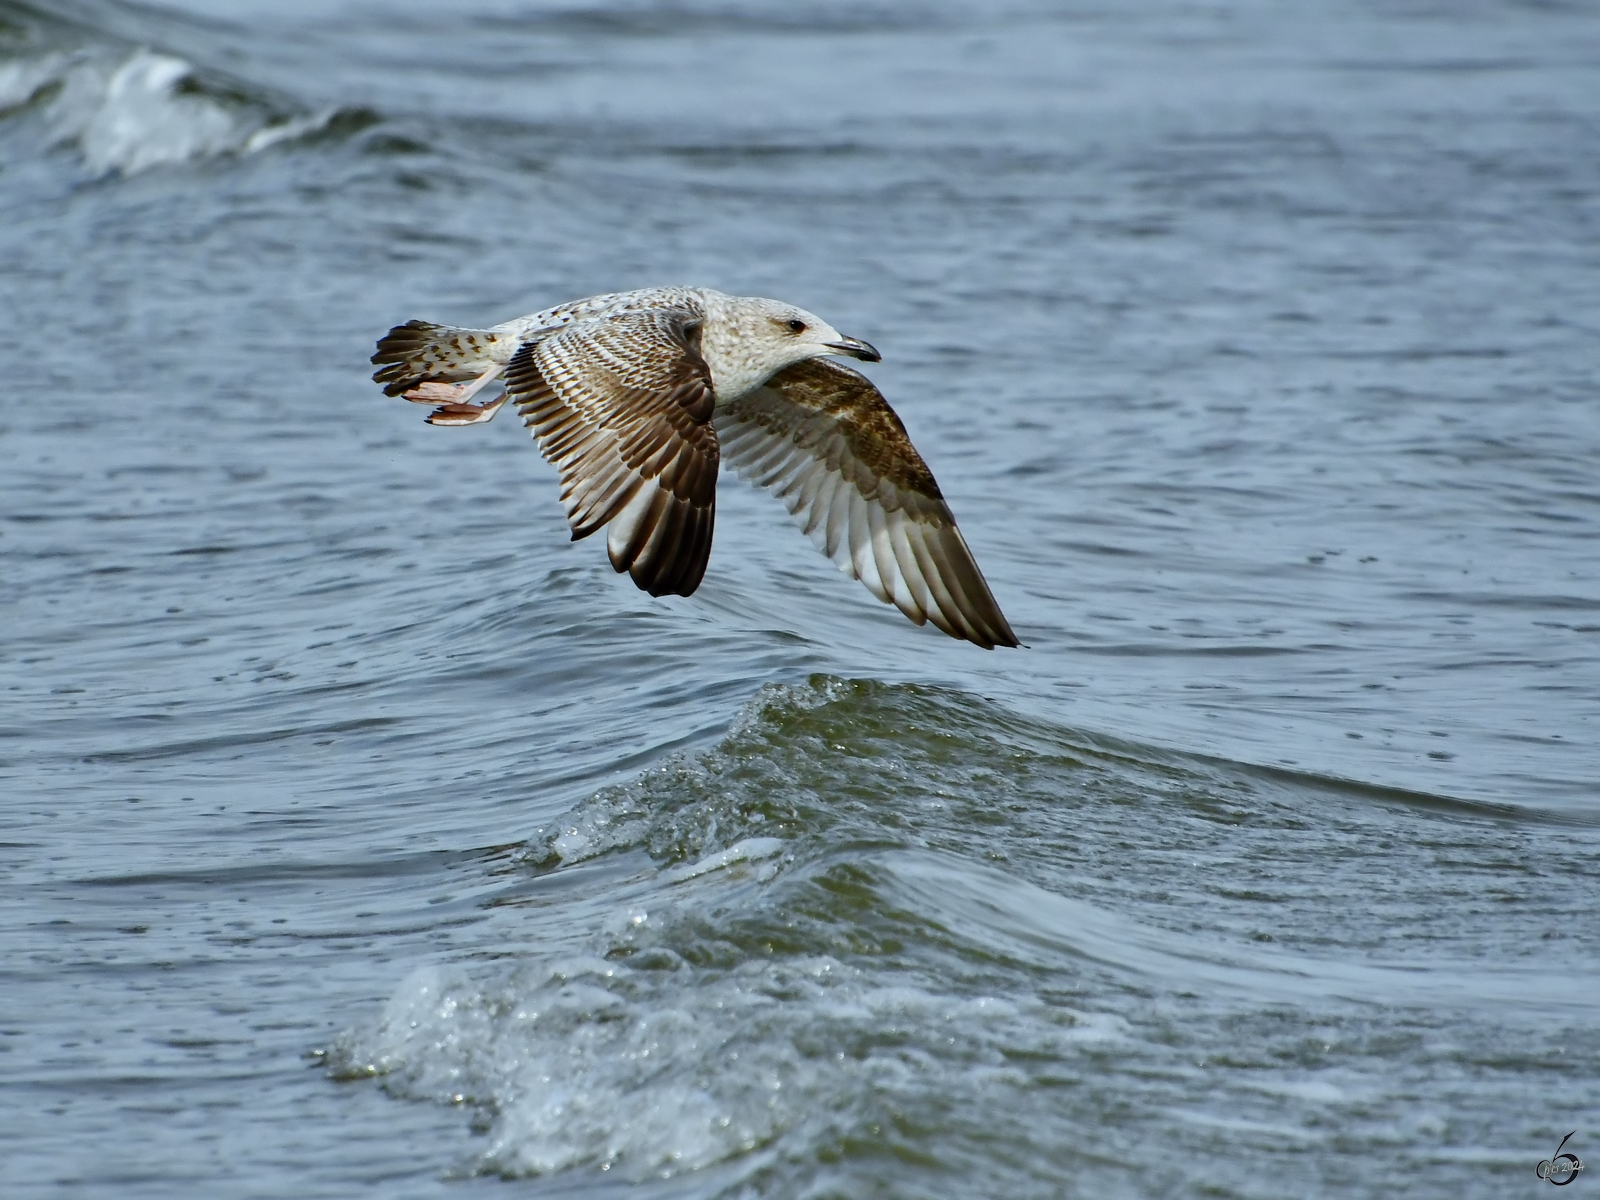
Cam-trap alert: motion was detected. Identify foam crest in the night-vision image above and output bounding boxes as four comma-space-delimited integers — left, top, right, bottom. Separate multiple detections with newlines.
3, 47, 337, 175
329, 941, 1110, 1183
661, 836, 786, 884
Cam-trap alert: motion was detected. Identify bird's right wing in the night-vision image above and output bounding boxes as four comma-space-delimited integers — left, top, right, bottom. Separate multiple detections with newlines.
504, 306, 721, 599
714, 357, 1018, 648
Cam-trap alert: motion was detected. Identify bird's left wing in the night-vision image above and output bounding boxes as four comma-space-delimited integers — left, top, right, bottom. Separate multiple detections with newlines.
505, 306, 720, 598
714, 357, 1019, 648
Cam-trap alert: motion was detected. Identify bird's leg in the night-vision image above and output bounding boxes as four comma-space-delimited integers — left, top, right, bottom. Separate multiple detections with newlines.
402, 363, 503, 404
404, 364, 509, 426
424, 391, 508, 426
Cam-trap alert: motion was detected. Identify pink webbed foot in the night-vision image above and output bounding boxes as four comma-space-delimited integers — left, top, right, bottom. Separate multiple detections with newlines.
424, 392, 508, 426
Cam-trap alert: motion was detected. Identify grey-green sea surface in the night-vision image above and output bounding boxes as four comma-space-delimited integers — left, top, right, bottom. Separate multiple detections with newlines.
2, 1, 1597, 1196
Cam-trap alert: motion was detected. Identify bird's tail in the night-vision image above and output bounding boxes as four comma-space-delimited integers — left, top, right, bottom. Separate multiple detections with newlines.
370, 319, 519, 397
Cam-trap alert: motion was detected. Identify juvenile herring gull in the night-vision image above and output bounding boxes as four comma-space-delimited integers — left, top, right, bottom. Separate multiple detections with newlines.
371, 286, 1019, 648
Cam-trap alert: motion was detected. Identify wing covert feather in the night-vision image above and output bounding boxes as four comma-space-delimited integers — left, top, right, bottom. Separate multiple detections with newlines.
504, 306, 720, 598
714, 357, 1018, 648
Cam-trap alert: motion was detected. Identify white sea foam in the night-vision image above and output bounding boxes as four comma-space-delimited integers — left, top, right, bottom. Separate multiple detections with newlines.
2, 47, 335, 175
660, 836, 786, 884
332, 948, 1106, 1182
0, 55, 63, 112
330, 835, 1120, 1184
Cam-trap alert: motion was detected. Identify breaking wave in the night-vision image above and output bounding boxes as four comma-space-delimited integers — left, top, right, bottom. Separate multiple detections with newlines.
0, 47, 340, 175
0, 1, 360, 176
325, 678, 1592, 1193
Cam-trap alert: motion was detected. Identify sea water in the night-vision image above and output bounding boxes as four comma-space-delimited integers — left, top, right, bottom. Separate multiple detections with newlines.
2, 0, 1598, 1195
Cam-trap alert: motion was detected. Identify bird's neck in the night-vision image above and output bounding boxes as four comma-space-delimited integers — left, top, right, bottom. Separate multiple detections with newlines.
696, 291, 784, 405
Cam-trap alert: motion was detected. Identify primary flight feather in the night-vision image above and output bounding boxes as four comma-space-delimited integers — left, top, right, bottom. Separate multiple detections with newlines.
371, 286, 1019, 649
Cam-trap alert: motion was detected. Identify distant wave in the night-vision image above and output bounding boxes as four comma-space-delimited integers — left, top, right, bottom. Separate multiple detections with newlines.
0, 2, 367, 175
0, 48, 341, 175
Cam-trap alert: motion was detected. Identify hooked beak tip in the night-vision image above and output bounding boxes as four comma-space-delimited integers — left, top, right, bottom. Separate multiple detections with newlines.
826, 336, 881, 363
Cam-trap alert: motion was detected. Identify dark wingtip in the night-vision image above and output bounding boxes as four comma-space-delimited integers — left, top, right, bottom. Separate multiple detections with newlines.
989, 618, 1023, 649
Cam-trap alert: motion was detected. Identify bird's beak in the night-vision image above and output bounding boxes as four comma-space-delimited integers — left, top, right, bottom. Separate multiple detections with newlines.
825, 335, 881, 363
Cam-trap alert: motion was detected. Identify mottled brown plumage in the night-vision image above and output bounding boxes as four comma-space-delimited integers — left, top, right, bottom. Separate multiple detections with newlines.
717, 358, 1019, 649
505, 307, 719, 598
371, 287, 1019, 647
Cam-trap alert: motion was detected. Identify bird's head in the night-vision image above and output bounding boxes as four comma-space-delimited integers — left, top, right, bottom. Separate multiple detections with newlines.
699, 294, 881, 401
741, 296, 880, 370
765, 301, 881, 365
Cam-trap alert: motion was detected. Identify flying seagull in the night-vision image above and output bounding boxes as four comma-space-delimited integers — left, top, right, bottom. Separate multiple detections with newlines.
371, 286, 1019, 649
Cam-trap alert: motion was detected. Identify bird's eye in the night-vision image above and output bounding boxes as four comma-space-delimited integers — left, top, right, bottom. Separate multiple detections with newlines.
787, 318, 806, 333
